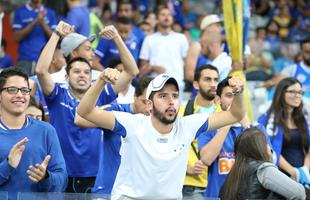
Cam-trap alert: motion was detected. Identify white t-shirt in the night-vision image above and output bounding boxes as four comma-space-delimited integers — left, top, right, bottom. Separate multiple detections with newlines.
116, 84, 135, 104
211, 52, 232, 81
111, 112, 209, 200
139, 31, 189, 90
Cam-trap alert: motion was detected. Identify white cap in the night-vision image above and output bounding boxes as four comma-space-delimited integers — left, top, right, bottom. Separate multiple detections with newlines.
200, 14, 221, 30
145, 73, 179, 100
61, 33, 95, 57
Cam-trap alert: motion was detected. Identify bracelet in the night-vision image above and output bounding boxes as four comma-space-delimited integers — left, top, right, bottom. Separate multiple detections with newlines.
54, 30, 62, 38
233, 87, 244, 96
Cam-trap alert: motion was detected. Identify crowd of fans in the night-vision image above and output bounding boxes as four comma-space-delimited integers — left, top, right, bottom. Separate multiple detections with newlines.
0, 0, 309, 199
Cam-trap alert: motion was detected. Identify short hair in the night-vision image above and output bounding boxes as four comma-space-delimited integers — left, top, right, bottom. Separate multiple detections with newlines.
117, 1, 134, 12
108, 57, 122, 69
156, 6, 169, 18
117, 16, 132, 25
29, 95, 47, 122
0, 67, 29, 90
66, 57, 91, 75
256, 26, 265, 33
135, 76, 153, 97
194, 64, 219, 82
300, 37, 310, 49
216, 76, 231, 97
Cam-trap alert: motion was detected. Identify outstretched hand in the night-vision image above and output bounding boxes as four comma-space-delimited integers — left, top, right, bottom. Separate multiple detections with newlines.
8, 137, 29, 168
99, 68, 121, 84
27, 155, 51, 183
100, 25, 119, 40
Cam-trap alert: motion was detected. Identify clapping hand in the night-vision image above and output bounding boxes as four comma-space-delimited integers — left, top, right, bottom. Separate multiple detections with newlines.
36, 9, 46, 24
27, 155, 51, 183
7, 137, 29, 168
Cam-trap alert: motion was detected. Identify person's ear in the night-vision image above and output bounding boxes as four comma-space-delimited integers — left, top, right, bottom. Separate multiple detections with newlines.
193, 81, 199, 90
65, 73, 69, 81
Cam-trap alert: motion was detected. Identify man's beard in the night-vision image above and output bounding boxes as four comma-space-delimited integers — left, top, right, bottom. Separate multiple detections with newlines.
200, 89, 216, 101
304, 58, 310, 67
69, 82, 90, 95
153, 105, 177, 125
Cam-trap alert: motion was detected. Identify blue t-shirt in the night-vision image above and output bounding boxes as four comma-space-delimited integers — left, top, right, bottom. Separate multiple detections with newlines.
198, 124, 272, 198
0, 117, 67, 200
30, 75, 49, 115
282, 128, 305, 168
0, 55, 13, 69
198, 125, 243, 198
45, 83, 117, 177
64, 6, 90, 36
13, 5, 57, 62
92, 103, 131, 194
95, 31, 142, 67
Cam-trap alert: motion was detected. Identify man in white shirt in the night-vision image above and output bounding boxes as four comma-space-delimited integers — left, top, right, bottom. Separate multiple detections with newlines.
200, 30, 232, 81
77, 71, 245, 200
139, 7, 189, 95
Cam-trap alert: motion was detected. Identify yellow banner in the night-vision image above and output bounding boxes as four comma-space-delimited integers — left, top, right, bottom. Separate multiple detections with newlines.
223, 0, 243, 62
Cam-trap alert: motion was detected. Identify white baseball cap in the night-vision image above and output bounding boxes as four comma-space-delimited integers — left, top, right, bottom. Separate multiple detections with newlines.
200, 14, 221, 30
61, 33, 95, 57
145, 73, 179, 100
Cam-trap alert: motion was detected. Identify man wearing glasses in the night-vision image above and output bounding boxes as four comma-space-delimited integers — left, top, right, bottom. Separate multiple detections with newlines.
77, 72, 245, 200
0, 67, 67, 200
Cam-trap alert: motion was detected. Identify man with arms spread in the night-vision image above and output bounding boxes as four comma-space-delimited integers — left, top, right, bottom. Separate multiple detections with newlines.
77, 70, 245, 200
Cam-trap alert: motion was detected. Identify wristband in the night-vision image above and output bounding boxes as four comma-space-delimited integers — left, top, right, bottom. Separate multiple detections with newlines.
54, 30, 62, 38
233, 88, 244, 96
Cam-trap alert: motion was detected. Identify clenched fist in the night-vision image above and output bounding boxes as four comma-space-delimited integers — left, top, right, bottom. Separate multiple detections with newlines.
99, 68, 121, 84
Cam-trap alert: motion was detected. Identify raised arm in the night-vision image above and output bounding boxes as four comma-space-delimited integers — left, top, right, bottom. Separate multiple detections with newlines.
208, 77, 245, 131
77, 68, 121, 130
184, 42, 201, 82
99, 25, 139, 94
35, 21, 73, 96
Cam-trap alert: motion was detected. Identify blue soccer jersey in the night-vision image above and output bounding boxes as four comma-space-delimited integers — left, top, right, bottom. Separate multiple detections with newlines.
198, 125, 243, 198
198, 124, 272, 198
95, 31, 142, 67
45, 83, 117, 177
13, 4, 57, 62
64, 6, 90, 36
92, 103, 131, 195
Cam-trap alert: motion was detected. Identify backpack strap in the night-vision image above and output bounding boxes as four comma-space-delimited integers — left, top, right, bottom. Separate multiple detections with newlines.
184, 99, 200, 159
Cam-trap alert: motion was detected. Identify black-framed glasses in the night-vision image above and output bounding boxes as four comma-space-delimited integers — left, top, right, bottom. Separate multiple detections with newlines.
1, 87, 32, 95
285, 90, 304, 96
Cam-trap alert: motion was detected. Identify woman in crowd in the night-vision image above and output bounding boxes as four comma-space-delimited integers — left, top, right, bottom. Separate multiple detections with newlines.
258, 78, 310, 182
220, 127, 306, 200
25, 95, 48, 121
